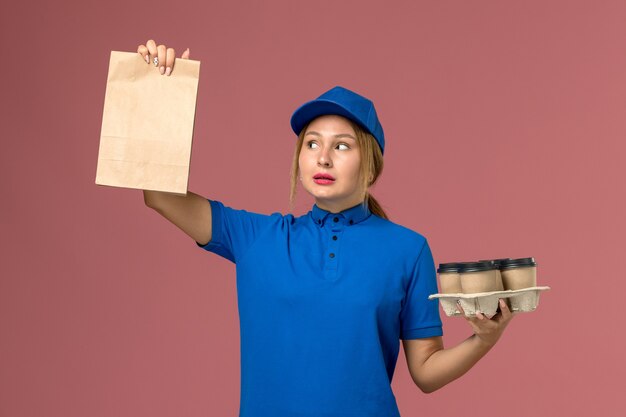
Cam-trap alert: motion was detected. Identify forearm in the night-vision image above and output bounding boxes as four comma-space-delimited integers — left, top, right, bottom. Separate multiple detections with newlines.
143, 189, 213, 245
417, 335, 493, 393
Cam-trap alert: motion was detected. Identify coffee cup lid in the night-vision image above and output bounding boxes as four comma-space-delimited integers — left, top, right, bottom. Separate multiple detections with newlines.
458, 261, 497, 273
438, 261, 478, 273
437, 262, 461, 273
478, 258, 512, 267
499, 257, 537, 269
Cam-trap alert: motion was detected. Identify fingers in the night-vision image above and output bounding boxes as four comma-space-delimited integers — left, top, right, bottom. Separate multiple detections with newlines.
137, 40, 190, 76
456, 301, 490, 321
165, 48, 176, 76
146, 39, 158, 66
157, 44, 166, 74
499, 299, 513, 319
137, 44, 149, 64
455, 300, 466, 317
458, 298, 514, 348
456, 299, 514, 321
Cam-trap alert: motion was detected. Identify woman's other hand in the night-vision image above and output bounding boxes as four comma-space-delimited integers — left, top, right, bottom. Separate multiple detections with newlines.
137, 39, 190, 76
457, 299, 515, 348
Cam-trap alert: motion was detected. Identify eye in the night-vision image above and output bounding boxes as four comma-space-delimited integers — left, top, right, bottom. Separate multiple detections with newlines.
306, 141, 319, 149
337, 143, 350, 150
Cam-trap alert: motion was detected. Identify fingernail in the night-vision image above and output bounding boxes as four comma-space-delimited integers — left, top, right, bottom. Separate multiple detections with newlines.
165, 67, 171, 76
145, 55, 149, 64
160, 66, 165, 75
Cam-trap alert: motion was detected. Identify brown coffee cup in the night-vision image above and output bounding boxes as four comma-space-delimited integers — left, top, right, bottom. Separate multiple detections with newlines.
437, 263, 462, 294
478, 258, 510, 291
459, 261, 499, 294
499, 258, 537, 290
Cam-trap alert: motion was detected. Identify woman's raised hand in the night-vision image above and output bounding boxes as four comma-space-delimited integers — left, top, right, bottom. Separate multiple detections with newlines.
137, 39, 190, 76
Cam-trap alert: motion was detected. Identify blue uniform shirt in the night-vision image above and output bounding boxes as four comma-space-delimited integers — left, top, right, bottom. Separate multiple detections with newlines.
197, 199, 442, 417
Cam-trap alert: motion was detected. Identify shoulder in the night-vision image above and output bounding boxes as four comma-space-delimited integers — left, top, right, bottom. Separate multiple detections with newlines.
212, 200, 286, 220
362, 215, 432, 270
368, 215, 428, 248
211, 200, 317, 230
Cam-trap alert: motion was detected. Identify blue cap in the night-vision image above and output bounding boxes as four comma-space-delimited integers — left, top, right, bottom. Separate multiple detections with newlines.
290, 86, 385, 155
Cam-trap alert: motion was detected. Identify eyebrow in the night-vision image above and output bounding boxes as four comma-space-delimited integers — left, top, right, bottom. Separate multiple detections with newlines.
305, 131, 356, 141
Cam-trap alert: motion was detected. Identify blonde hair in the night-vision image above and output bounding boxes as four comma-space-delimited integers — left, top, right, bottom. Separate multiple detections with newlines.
289, 118, 388, 219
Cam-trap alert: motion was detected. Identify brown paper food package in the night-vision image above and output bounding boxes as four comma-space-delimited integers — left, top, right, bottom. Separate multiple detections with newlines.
95, 51, 201, 195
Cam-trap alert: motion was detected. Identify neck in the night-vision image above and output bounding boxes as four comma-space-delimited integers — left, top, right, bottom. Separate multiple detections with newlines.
315, 195, 366, 213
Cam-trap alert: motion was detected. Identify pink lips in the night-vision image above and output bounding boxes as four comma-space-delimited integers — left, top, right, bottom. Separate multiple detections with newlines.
313, 173, 335, 185
314, 173, 335, 180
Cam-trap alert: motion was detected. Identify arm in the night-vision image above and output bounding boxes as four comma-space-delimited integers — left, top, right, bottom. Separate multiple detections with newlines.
144, 190, 212, 245
403, 299, 514, 393
136, 42, 212, 243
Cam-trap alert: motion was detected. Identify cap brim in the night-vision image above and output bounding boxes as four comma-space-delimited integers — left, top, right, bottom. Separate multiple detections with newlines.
290, 99, 368, 137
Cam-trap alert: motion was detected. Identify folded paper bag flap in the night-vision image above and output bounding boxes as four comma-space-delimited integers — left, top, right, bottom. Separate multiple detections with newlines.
96, 51, 201, 194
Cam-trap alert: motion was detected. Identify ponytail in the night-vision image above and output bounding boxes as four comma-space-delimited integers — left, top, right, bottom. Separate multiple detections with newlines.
365, 192, 388, 220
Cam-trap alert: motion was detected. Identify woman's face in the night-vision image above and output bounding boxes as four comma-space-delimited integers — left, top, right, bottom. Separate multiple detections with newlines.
298, 115, 363, 212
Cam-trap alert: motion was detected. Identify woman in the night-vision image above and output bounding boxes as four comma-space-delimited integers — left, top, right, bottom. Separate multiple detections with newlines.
138, 39, 514, 417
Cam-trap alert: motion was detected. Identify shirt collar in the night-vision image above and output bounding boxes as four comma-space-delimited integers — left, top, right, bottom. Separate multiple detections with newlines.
310, 201, 372, 227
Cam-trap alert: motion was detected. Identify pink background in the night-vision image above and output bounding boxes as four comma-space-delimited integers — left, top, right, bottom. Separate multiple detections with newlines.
1, 1, 624, 416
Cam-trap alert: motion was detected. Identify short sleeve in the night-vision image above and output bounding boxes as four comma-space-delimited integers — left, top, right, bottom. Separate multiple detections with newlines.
399, 239, 443, 339
196, 199, 279, 264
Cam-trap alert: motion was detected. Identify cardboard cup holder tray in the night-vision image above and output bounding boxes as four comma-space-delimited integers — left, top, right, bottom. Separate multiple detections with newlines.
429, 286, 551, 318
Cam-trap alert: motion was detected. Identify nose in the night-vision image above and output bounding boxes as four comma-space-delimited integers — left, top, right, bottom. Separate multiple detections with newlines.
317, 146, 332, 167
